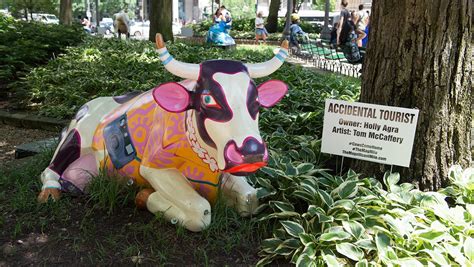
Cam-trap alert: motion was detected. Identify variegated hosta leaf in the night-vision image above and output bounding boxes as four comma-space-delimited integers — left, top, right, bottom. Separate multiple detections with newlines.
464, 236, 474, 262
332, 180, 358, 199
319, 231, 351, 242
335, 242, 364, 261
342, 220, 365, 240
383, 172, 400, 189
281, 220, 305, 238
322, 254, 342, 267
269, 201, 295, 212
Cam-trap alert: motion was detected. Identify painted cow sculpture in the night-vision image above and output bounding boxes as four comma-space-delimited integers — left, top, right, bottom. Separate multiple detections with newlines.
38, 34, 289, 231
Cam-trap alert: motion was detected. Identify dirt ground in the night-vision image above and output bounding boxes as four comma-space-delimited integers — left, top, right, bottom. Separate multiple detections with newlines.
0, 124, 57, 168
0, 124, 262, 266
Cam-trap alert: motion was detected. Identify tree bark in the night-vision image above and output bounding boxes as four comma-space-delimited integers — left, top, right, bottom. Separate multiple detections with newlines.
266, 0, 281, 33
59, 0, 73, 25
353, 0, 472, 191
149, 0, 173, 42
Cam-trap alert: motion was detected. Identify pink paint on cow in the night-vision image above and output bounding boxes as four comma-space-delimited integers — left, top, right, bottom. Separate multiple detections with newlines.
257, 80, 288, 108
225, 142, 244, 164
152, 82, 190, 113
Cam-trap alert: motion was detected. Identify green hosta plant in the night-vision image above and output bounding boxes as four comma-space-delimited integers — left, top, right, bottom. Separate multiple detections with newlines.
255, 165, 474, 266
440, 165, 474, 204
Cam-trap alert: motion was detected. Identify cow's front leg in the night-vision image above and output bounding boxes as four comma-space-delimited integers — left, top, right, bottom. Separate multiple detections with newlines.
139, 166, 211, 232
220, 173, 258, 217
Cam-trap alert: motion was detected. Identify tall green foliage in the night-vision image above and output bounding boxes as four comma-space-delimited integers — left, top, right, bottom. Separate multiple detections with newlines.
6, 0, 57, 18
16, 38, 357, 122
221, 0, 255, 18
312, 0, 336, 12
0, 14, 84, 99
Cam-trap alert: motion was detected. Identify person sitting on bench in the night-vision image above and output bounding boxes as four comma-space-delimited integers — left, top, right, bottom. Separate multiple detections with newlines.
289, 14, 309, 52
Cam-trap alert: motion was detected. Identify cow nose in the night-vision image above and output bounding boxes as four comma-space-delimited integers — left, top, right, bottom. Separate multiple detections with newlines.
225, 137, 267, 165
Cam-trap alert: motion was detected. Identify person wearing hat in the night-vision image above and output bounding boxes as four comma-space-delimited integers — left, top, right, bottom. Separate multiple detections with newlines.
289, 14, 308, 52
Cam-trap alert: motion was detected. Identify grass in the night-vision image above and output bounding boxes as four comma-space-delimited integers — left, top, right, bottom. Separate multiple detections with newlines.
0, 152, 261, 265
0, 39, 362, 264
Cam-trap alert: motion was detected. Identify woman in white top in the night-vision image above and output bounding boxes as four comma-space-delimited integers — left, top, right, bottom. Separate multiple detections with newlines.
355, 4, 368, 47
255, 11, 267, 44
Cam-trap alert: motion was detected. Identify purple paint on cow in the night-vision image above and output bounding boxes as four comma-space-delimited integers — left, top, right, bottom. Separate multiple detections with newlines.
48, 129, 81, 176
193, 60, 249, 148
246, 81, 259, 120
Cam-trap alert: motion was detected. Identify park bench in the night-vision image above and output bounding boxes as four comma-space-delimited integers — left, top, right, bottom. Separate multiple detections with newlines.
290, 38, 363, 77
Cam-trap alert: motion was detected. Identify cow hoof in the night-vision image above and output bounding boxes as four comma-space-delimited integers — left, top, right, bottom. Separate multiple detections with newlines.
135, 188, 155, 210
237, 192, 259, 217
182, 202, 212, 232
37, 188, 61, 203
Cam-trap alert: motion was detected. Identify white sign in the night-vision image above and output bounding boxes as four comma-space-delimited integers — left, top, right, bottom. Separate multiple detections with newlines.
321, 99, 419, 167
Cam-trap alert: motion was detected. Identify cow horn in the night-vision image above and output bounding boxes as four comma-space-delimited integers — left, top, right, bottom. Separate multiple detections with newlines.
245, 40, 289, 78
155, 33, 200, 80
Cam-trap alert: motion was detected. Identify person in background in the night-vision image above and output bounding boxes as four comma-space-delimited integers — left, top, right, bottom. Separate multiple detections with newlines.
355, 4, 368, 47
361, 11, 370, 47
81, 17, 91, 34
330, 23, 339, 48
255, 11, 268, 44
339, 11, 364, 64
336, 0, 350, 46
289, 14, 309, 52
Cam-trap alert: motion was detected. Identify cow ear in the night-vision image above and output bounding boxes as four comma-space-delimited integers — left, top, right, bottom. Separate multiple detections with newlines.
257, 80, 288, 108
152, 82, 191, 112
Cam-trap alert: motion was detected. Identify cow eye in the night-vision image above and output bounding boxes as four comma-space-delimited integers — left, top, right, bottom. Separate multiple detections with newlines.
201, 94, 221, 109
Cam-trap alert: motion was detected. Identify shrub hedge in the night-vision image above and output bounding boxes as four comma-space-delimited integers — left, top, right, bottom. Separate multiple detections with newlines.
0, 14, 85, 95
191, 17, 321, 40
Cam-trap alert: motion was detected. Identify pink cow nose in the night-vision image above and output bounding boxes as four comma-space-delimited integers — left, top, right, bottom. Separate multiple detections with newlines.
224, 137, 268, 174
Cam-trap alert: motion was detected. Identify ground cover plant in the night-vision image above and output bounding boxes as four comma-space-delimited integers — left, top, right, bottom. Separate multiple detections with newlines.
1, 38, 360, 265
254, 165, 474, 266
18, 37, 357, 121
0, 151, 261, 265
191, 17, 320, 40
3, 38, 472, 265
0, 14, 84, 101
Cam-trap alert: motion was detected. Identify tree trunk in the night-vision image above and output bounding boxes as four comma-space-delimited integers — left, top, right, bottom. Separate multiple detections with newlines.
59, 0, 73, 25
266, 0, 281, 33
353, 0, 472, 191
149, 0, 173, 42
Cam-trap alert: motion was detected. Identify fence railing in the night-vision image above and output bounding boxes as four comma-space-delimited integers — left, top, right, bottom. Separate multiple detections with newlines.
289, 40, 363, 78
174, 36, 362, 78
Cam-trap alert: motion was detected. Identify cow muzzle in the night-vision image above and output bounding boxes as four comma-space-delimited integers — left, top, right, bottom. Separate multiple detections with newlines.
223, 137, 268, 175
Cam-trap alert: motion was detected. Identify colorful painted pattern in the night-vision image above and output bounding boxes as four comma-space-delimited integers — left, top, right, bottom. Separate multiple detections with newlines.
92, 91, 221, 203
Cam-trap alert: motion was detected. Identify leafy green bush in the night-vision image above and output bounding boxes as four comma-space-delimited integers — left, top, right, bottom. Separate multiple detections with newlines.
253, 162, 474, 266
19, 38, 358, 125
227, 31, 319, 41
192, 17, 320, 37
440, 165, 474, 205
0, 14, 85, 91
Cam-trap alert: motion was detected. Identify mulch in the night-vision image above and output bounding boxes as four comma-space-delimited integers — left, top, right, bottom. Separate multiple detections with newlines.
0, 124, 57, 169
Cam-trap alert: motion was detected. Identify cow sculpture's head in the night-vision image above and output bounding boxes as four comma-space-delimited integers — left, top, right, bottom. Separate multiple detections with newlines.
153, 34, 289, 175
